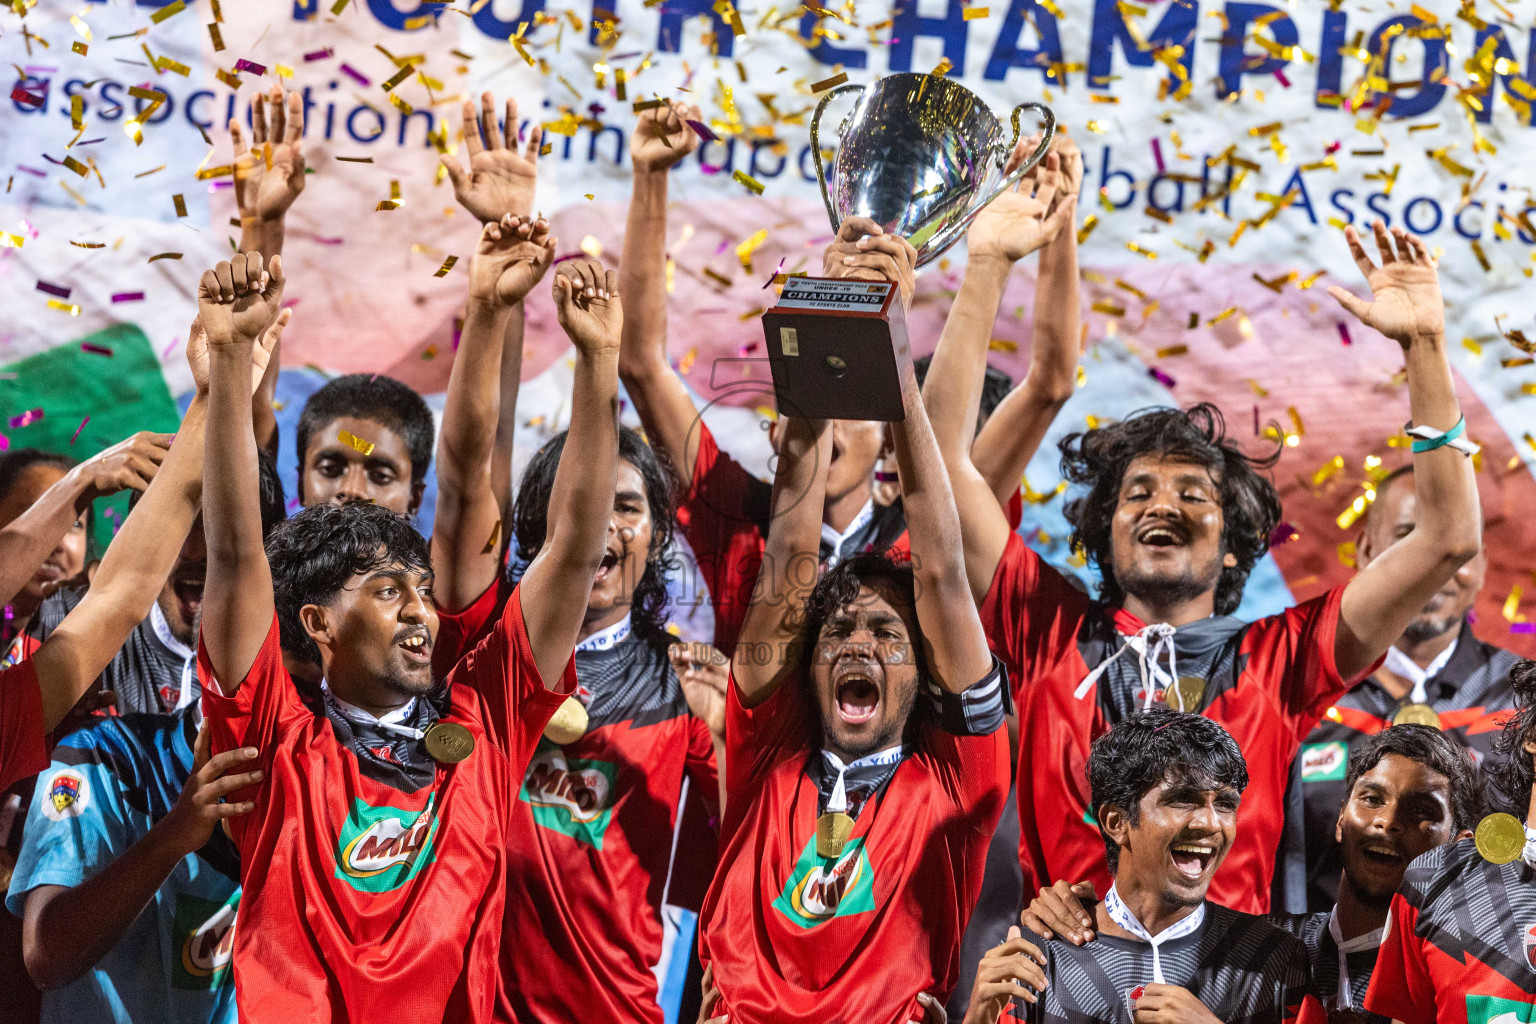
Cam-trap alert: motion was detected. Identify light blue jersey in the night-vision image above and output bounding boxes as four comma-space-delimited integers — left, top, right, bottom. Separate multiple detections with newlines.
6, 707, 239, 1024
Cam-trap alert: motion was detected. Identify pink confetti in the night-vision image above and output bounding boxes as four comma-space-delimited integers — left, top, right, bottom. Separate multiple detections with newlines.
1252, 405, 1260, 436
737, 342, 759, 356
1336, 322, 1352, 346
699, 163, 722, 176
69, 416, 89, 445
339, 63, 370, 86
10, 88, 44, 109
761, 256, 786, 288
9, 409, 43, 429
111, 291, 145, 303
1511, 622, 1535, 634
161, 337, 181, 358
1274, 69, 1291, 88
80, 342, 113, 356
1148, 367, 1176, 388
1151, 138, 1165, 175
16, 165, 47, 178
303, 48, 334, 61
686, 119, 719, 143
1269, 522, 1299, 546
1325, 141, 1342, 155
714, 238, 732, 256
0, 434, 8, 452
234, 58, 267, 74
35, 281, 70, 299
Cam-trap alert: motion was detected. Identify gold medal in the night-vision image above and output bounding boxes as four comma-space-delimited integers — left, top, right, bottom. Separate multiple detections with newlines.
816, 811, 855, 859
1474, 812, 1527, 865
423, 721, 475, 764
1171, 676, 1206, 712
1392, 703, 1442, 729
543, 696, 588, 745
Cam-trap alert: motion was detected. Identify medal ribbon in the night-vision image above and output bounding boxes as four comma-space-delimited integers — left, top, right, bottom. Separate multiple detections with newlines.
1103, 884, 1206, 984
1326, 907, 1388, 1010
1074, 623, 1180, 710
819, 745, 904, 816
149, 602, 197, 710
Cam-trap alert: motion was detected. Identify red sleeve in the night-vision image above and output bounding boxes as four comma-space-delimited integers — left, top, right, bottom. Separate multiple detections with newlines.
1364, 894, 1437, 1024
977, 532, 1092, 702
722, 669, 811, 831
1006, 487, 1024, 530
684, 712, 720, 815
1244, 585, 1378, 739
0, 659, 49, 793
432, 576, 506, 679
677, 421, 768, 655
1289, 993, 1327, 1024
446, 583, 576, 757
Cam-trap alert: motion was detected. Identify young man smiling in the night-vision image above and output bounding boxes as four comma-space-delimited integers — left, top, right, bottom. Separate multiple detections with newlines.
971, 710, 1322, 1024
194, 250, 622, 1021
1365, 659, 1536, 1024
1020, 724, 1482, 1021
696, 331, 1010, 1022
929, 222, 1483, 914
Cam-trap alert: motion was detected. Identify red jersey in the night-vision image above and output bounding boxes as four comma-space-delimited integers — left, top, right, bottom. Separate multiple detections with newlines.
0, 659, 48, 793
699, 670, 1010, 1024
433, 581, 720, 1024
198, 587, 574, 1023
980, 532, 1366, 915
1366, 838, 1536, 1024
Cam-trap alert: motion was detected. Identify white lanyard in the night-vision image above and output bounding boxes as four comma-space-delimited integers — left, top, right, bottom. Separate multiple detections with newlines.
1326, 907, 1388, 1010
149, 602, 197, 710
1103, 884, 1206, 984
1074, 623, 1179, 709
820, 745, 904, 814
1382, 639, 1458, 704
576, 614, 631, 653
323, 681, 421, 738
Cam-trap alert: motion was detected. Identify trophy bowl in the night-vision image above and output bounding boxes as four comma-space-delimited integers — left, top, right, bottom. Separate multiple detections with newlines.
811, 73, 1056, 267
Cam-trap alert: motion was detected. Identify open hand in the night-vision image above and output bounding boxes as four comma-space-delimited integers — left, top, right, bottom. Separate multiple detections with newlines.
470, 214, 557, 307
443, 93, 543, 221
670, 641, 728, 737
75, 431, 173, 499
552, 259, 622, 355
1328, 220, 1444, 347
968, 146, 1078, 265
231, 84, 306, 224
963, 926, 1049, 1024
822, 216, 919, 307
1132, 984, 1222, 1024
159, 723, 262, 857
1020, 879, 1098, 944
196, 252, 285, 350
632, 99, 704, 173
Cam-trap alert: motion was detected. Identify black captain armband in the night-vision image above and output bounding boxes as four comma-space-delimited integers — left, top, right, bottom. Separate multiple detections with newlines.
925, 658, 1010, 737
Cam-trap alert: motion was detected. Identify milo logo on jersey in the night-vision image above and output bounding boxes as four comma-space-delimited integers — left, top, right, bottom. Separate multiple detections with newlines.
772, 837, 877, 929
520, 740, 617, 850
334, 793, 440, 893
1301, 742, 1348, 782
172, 889, 240, 989
1467, 995, 1536, 1024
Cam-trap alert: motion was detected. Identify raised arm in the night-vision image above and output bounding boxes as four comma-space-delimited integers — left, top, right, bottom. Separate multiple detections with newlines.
432, 216, 554, 612
517, 260, 622, 687
231, 83, 305, 454
971, 134, 1083, 508
1330, 222, 1481, 680
0, 432, 171, 609
926, 149, 1072, 602
732, 415, 830, 708
200, 253, 287, 691
492, 303, 526, 530
616, 100, 705, 485
893, 360, 994, 693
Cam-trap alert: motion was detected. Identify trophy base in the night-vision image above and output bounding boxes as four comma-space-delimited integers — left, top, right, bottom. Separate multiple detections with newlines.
761, 278, 913, 423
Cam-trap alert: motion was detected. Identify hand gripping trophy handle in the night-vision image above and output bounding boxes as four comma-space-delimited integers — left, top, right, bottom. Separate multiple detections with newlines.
810, 85, 1057, 260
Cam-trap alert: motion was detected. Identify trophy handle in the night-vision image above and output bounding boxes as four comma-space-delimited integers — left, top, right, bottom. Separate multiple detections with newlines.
913, 102, 1057, 267
809, 83, 868, 236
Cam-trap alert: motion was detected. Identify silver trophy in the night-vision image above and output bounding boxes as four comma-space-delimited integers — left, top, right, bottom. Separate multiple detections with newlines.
810, 73, 1056, 266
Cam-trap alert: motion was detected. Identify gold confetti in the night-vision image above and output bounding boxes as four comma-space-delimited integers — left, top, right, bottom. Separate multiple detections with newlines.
1076, 215, 1098, 245
72, 41, 88, 55
932, 57, 953, 76
1208, 307, 1238, 326
1, 234, 24, 249
1091, 301, 1126, 317
62, 155, 89, 177
703, 268, 734, 287
734, 228, 768, 269
46, 299, 81, 316
172, 193, 186, 217
1503, 585, 1524, 621
433, 255, 458, 277
732, 170, 764, 195
1470, 240, 1491, 272
382, 63, 414, 91
580, 236, 603, 258
1125, 241, 1157, 260
1156, 344, 1188, 358
195, 164, 234, 180
810, 72, 848, 93
962, 5, 988, 17
147, 252, 183, 262
338, 430, 375, 456
149, 0, 185, 22
482, 520, 501, 554
377, 200, 401, 211
988, 338, 1018, 353
1312, 456, 1344, 486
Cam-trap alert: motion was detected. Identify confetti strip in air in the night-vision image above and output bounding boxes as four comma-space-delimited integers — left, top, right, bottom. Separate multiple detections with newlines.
150, 0, 185, 22
732, 170, 764, 195
148, 252, 183, 262
80, 343, 113, 356
69, 416, 89, 445
9, 409, 43, 429
338, 430, 375, 456
47, 300, 81, 316
111, 291, 144, 303
36, 281, 71, 299
811, 72, 848, 93
434, 256, 458, 277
